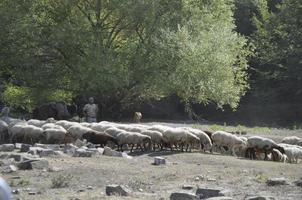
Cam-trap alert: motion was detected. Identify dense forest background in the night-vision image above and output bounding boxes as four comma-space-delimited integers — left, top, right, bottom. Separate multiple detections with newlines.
0, 0, 301, 127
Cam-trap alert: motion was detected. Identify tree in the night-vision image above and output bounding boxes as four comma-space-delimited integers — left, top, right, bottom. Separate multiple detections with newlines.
0, 0, 251, 116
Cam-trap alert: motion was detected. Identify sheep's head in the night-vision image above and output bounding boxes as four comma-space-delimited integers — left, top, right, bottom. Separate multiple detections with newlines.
142, 135, 151, 144
204, 143, 213, 151
276, 146, 285, 154
82, 131, 96, 141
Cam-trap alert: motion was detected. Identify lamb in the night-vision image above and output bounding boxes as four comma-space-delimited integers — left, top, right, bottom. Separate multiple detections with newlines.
10, 124, 44, 144
0, 120, 9, 143
116, 131, 151, 152
246, 136, 285, 160
269, 148, 288, 163
82, 131, 118, 147
140, 130, 164, 150
211, 131, 247, 157
278, 143, 302, 163
183, 127, 212, 151
281, 136, 302, 147
67, 125, 96, 140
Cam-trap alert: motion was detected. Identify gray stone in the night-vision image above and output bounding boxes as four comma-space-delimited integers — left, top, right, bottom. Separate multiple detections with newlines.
1, 165, 18, 173
39, 149, 56, 157
74, 139, 86, 148
154, 157, 166, 165
170, 192, 198, 200
294, 179, 302, 187
106, 184, 131, 196
14, 143, 23, 149
0, 158, 15, 166
267, 177, 289, 186
0, 144, 15, 151
196, 188, 223, 199
73, 149, 92, 157
20, 144, 31, 152
45, 144, 61, 151
245, 196, 276, 200
63, 144, 78, 155
206, 197, 234, 200
17, 159, 49, 170
103, 147, 123, 157
28, 147, 45, 155
182, 185, 195, 190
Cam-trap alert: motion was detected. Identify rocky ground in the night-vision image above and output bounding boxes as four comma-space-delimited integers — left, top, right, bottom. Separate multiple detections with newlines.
0, 122, 302, 200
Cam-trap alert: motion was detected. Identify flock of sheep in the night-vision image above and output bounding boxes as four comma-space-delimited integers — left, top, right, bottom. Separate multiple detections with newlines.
0, 117, 302, 163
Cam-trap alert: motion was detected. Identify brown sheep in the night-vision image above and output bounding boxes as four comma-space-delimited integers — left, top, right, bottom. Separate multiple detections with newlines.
133, 112, 142, 123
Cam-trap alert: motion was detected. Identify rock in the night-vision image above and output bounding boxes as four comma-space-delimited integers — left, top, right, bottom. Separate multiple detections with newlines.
12, 189, 20, 194
63, 144, 78, 155
45, 144, 61, 151
15, 143, 23, 149
106, 184, 131, 196
196, 188, 223, 199
194, 177, 200, 182
266, 177, 289, 186
28, 147, 45, 155
1, 165, 18, 173
182, 185, 195, 190
122, 152, 132, 159
103, 147, 123, 157
0, 158, 15, 166
245, 195, 276, 200
294, 179, 302, 187
17, 159, 49, 170
20, 144, 31, 152
28, 191, 36, 195
154, 157, 166, 165
97, 148, 104, 154
0, 144, 15, 151
39, 149, 56, 157
73, 149, 92, 157
34, 143, 48, 149
86, 142, 95, 148
87, 186, 93, 190
206, 197, 233, 200
170, 192, 198, 200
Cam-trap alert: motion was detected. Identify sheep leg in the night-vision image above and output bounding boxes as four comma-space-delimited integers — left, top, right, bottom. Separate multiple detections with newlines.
130, 144, 135, 152
231, 146, 238, 157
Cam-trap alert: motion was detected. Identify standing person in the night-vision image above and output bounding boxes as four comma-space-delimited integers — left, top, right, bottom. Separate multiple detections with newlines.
83, 97, 98, 123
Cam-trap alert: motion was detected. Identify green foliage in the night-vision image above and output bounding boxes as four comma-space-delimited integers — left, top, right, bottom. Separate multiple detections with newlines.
51, 174, 73, 188
0, 0, 251, 111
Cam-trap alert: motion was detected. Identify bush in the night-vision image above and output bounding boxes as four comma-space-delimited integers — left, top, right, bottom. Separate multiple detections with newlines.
51, 174, 73, 188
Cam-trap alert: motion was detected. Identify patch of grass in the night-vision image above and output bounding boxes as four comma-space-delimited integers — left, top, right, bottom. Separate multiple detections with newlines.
192, 123, 273, 135
9, 179, 30, 187
51, 174, 73, 188
254, 173, 268, 183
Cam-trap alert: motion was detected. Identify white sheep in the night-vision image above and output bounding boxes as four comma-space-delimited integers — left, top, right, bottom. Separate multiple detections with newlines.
41, 123, 65, 131
278, 143, 302, 163
268, 148, 288, 163
10, 124, 44, 144
116, 131, 151, 152
55, 120, 79, 130
43, 128, 72, 144
211, 131, 247, 157
183, 127, 212, 151
67, 125, 96, 140
140, 130, 164, 150
281, 136, 302, 147
90, 123, 115, 132
104, 127, 126, 138
246, 136, 285, 160
27, 119, 46, 127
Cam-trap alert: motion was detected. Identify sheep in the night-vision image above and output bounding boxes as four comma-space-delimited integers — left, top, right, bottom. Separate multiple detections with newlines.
10, 124, 44, 144
27, 119, 46, 127
90, 123, 115, 132
269, 148, 288, 163
55, 120, 79, 130
211, 131, 247, 157
281, 136, 302, 147
162, 128, 200, 151
41, 123, 65, 131
116, 124, 146, 133
82, 131, 118, 147
43, 128, 73, 144
246, 136, 285, 160
116, 131, 151, 152
140, 130, 164, 150
278, 143, 302, 163
0, 120, 9, 143
67, 125, 96, 140
104, 127, 126, 138
183, 127, 212, 151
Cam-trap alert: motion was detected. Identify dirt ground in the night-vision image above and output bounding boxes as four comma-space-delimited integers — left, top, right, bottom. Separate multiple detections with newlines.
1, 122, 302, 200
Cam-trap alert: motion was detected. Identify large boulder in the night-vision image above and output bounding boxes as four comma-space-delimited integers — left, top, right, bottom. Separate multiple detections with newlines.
103, 147, 123, 157
20, 144, 32, 152
72, 149, 92, 157
266, 177, 289, 186
245, 196, 276, 200
17, 159, 49, 170
154, 157, 166, 165
0, 144, 15, 152
196, 188, 224, 199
